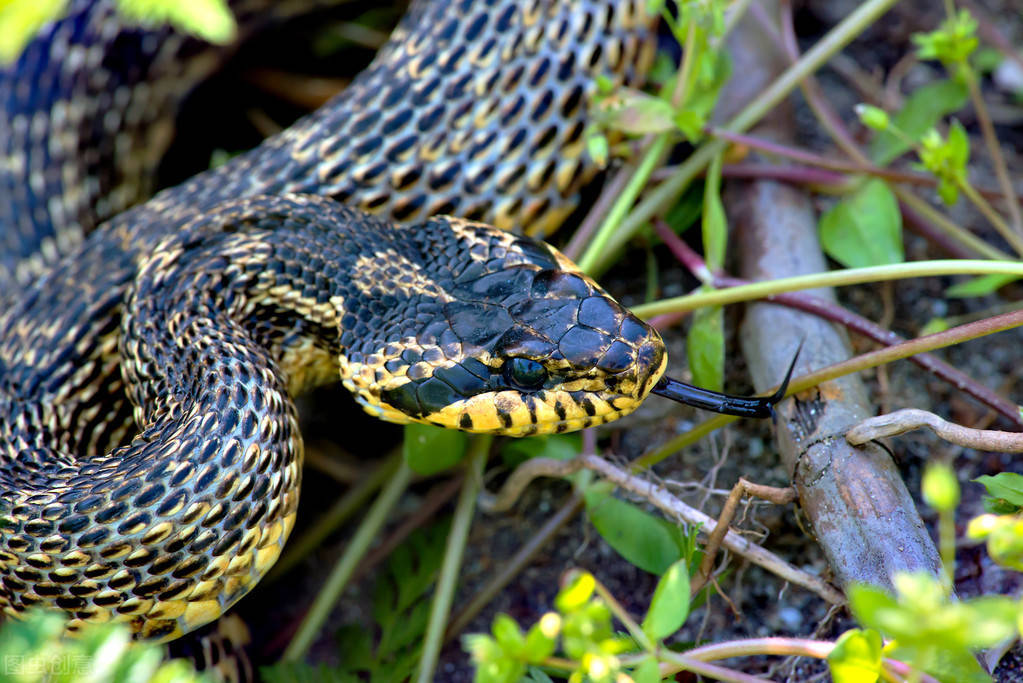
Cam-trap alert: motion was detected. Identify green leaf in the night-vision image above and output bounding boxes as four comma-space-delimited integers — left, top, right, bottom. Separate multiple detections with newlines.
403, 422, 467, 475
492, 615, 526, 658
663, 182, 705, 235
919, 317, 950, 336
641, 559, 691, 640
523, 666, 556, 683
586, 129, 610, 168
0, 0, 69, 63
555, 571, 596, 613
912, 9, 978, 67
116, 0, 237, 44
522, 614, 559, 662
976, 473, 1023, 508
686, 302, 723, 393
501, 434, 580, 468
870, 80, 968, 165
584, 487, 683, 574
946, 273, 1020, 298
701, 153, 726, 271
631, 656, 662, 683
828, 629, 882, 683
959, 596, 1020, 647
593, 87, 676, 135
856, 104, 890, 132
819, 179, 903, 268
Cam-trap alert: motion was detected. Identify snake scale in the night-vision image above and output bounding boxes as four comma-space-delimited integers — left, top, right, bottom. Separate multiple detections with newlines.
0, 0, 784, 643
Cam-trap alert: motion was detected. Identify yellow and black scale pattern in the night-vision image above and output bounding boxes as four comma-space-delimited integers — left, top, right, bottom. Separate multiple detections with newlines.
0, 0, 661, 641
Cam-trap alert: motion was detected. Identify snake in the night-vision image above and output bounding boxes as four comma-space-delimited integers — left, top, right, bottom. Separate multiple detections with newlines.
0, 0, 788, 643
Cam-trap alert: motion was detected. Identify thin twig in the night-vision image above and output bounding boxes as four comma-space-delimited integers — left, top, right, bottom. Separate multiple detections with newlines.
692, 478, 796, 596
962, 70, 1023, 237
847, 408, 1023, 451
479, 454, 845, 605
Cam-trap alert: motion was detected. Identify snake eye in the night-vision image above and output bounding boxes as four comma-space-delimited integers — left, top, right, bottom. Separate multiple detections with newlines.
504, 358, 547, 391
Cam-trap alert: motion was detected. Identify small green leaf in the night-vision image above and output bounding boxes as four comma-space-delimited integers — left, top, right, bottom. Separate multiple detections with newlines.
492, 614, 526, 657
922, 463, 960, 512
819, 179, 904, 268
403, 423, 467, 475
870, 80, 968, 165
631, 656, 662, 683
523, 666, 556, 683
584, 488, 683, 574
586, 128, 610, 168
555, 571, 596, 613
856, 104, 890, 132
912, 9, 978, 67
916, 120, 970, 206
959, 596, 1020, 646
641, 558, 691, 641
828, 629, 882, 683
523, 614, 559, 662
501, 434, 580, 468
0, 0, 69, 63
686, 303, 723, 393
593, 87, 676, 135
919, 317, 950, 336
976, 473, 1023, 508
946, 273, 1020, 298
972, 47, 1004, 74
701, 152, 726, 272
117, 0, 237, 44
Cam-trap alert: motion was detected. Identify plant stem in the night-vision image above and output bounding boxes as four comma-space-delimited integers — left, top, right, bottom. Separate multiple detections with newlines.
268, 450, 401, 581
962, 70, 1023, 237
576, 134, 670, 273
283, 460, 414, 661
957, 178, 1023, 256
893, 186, 1011, 260
587, 0, 902, 275
415, 435, 491, 683
631, 259, 1023, 318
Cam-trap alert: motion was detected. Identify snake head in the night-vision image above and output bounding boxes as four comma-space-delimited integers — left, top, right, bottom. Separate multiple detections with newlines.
339, 218, 667, 436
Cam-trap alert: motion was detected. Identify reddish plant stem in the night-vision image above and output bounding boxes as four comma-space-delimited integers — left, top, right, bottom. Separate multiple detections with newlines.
654, 219, 1023, 426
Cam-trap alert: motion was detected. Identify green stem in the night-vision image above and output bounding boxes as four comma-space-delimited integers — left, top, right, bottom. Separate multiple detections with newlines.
415, 435, 492, 683
962, 69, 1023, 238
577, 135, 670, 274
591, 578, 655, 652
893, 186, 1011, 260
587, 0, 902, 276
957, 178, 1023, 257
283, 460, 414, 661
939, 506, 956, 592
671, 20, 698, 108
631, 259, 1023, 319
268, 450, 401, 581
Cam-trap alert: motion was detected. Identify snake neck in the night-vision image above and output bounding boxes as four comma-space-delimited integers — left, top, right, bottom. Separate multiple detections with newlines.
1, 0, 656, 294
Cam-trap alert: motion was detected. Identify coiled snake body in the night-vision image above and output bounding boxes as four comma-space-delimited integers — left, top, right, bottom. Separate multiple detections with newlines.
0, 0, 666, 641
0, 0, 780, 643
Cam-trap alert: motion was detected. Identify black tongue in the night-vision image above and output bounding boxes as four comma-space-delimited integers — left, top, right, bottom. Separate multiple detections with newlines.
650, 342, 802, 419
